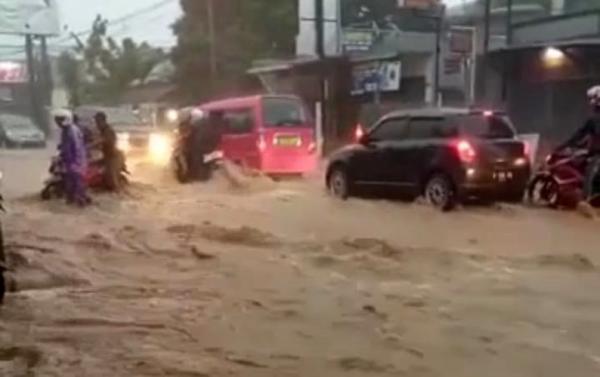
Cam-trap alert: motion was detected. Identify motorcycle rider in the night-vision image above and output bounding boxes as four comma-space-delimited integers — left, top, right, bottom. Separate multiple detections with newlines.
93, 111, 122, 191
54, 109, 90, 206
557, 85, 600, 201
176, 108, 207, 179
201, 110, 225, 155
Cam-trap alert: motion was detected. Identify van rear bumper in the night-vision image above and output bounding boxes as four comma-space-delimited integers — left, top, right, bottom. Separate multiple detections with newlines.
260, 152, 318, 175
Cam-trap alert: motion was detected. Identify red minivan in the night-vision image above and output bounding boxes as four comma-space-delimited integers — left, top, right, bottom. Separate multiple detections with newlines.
199, 95, 317, 175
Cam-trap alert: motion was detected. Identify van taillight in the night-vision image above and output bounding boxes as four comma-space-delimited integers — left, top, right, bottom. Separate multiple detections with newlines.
455, 139, 477, 163
257, 135, 267, 151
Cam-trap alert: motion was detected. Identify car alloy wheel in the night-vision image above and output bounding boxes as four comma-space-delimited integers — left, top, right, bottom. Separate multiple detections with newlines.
425, 174, 456, 211
328, 168, 349, 199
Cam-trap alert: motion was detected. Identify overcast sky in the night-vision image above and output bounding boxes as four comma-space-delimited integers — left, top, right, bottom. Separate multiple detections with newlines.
57, 0, 182, 48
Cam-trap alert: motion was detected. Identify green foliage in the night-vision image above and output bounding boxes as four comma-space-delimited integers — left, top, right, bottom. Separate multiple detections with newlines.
57, 15, 166, 105
57, 51, 83, 107
171, 0, 297, 103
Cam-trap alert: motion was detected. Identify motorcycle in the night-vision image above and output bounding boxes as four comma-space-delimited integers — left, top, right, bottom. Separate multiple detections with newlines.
171, 132, 224, 183
197, 150, 225, 181
527, 148, 600, 208
41, 152, 129, 200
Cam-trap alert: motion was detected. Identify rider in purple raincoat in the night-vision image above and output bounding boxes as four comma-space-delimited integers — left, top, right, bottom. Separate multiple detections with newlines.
54, 109, 90, 206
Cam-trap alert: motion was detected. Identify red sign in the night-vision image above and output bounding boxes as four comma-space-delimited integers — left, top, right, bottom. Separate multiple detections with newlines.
0, 62, 27, 83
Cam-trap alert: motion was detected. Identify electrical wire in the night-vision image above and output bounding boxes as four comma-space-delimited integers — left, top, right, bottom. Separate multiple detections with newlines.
53, 0, 177, 45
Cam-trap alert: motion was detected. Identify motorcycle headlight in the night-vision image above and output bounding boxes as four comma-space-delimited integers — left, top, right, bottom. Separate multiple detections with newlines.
166, 109, 179, 123
117, 133, 131, 153
149, 133, 171, 165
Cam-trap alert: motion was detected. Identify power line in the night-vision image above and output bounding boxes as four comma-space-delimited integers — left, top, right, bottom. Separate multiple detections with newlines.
54, 0, 177, 45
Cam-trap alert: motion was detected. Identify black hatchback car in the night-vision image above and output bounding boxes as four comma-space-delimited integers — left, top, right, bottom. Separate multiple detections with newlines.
326, 108, 531, 210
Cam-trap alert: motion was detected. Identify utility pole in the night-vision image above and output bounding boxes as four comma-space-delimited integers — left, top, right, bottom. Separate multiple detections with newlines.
25, 35, 41, 131
481, 0, 492, 101
206, 0, 218, 88
315, 0, 326, 155
506, 0, 513, 46
40, 36, 53, 109
315, 0, 324, 58
433, 5, 445, 107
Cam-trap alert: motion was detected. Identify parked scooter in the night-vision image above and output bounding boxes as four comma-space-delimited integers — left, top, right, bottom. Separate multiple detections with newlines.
527, 148, 600, 208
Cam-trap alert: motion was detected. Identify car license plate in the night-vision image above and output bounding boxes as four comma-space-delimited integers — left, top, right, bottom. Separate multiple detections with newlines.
494, 171, 513, 182
276, 135, 301, 147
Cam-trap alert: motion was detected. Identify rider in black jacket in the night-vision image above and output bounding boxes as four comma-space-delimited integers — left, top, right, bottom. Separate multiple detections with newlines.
557, 86, 600, 200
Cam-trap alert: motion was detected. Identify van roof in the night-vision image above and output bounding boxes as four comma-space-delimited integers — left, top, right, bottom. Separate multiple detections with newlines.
200, 94, 302, 110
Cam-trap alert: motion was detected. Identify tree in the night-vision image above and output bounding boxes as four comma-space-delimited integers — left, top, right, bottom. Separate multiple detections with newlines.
171, 0, 297, 103
57, 15, 166, 105
57, 51, 83, 107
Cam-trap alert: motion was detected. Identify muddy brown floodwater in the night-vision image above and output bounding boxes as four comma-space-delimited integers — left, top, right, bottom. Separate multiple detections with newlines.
1, 151, 600, 376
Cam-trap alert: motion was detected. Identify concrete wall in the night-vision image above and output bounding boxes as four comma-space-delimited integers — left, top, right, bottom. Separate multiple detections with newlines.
513, 13, 600, 45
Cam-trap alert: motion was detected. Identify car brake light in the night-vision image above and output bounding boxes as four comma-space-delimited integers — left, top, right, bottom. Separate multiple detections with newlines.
523, 141, 530, 157
354, 123, 365, 142
455, 139, 477, 163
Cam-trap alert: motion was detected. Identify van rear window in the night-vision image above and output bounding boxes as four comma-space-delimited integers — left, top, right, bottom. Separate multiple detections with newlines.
263, 98, 308, 128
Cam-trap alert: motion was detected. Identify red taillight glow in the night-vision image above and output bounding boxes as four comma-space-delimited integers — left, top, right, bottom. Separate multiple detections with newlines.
257, 135, 267, 151
523, 141, 530, 157
483, 110, 494, 117
455, 139, 477, 163
354, 123, 365, 142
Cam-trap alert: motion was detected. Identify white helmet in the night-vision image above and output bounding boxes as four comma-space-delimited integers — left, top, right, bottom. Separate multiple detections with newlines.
587, 85, 600, 106
53, 108, 73, 125
190, 108, 206, 123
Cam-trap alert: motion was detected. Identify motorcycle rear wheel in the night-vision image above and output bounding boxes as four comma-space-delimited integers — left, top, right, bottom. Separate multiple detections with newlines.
527, 175, 560, 208
41, 182, 62, 201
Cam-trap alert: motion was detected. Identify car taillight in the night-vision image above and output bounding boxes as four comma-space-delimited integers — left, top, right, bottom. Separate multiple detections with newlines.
523, 141, 530, 157
354, 123, 365, 142
455, 139, 477, 163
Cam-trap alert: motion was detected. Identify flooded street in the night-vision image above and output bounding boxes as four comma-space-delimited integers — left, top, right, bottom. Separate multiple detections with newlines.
2, 149, 600, 376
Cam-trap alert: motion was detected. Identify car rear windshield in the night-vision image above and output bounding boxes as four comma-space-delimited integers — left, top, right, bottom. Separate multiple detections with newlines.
263, 98, 308, 128
457, 114, 516, 139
